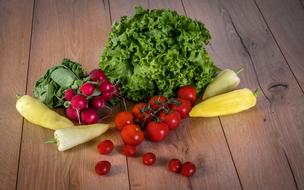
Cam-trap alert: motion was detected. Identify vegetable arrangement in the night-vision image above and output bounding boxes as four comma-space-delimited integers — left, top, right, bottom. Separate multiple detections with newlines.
15, 6, 259, 179
100, 6, 217, 102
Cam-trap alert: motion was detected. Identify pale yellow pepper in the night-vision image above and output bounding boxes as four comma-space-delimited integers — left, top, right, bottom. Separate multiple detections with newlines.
190, 88, 257, 117
16, 95, 73, 130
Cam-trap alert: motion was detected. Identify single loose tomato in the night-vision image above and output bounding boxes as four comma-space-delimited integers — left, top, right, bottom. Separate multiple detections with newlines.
159, 110, 181, 130
168, 158, 182, 173
142, 152, 156, 166
97, 140, 114, 155
95, 160, 111, 175
122, 144, 136, 156
181, 162, 196, 177
114, 112, 133, 130
146, 121, 169, 142
120, 124, 144, 146
177, 85, 197, 105
170, 98, 192, 119
148, 95, 168, 110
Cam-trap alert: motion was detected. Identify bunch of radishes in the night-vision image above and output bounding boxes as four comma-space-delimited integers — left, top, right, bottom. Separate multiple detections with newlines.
64, 69, 118, 124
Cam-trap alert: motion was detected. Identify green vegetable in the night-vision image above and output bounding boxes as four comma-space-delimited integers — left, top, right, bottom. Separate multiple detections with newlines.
99, 6, 218, 102
46, 123, 110, 151
203, 68, 242, 100
33, 59, 86, 108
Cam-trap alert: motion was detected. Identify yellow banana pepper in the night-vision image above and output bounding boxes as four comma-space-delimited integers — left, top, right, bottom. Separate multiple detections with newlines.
16, 95, 73, 130
190, 88, 257, 117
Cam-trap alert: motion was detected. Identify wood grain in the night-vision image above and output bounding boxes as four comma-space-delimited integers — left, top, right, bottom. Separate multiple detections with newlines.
16, 1, 129, 190
0, 0, 34, 189
109, 1, 242, 189
183, 0, 302, 189
254, 0, 304, 91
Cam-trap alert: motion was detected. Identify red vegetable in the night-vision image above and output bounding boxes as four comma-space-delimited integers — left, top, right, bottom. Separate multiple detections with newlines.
114, 112, 133, 130
131, 103, 147, 121
65, 105, 78, 121
99, 82, 113, 93
146, 121, 169, 142
80, 82, 95, 96
120, 124, 144, 146
170, 98, 192, 119
92, 96, 105, 109
181, 162, 196, 177
159, 110, 181, 130
71, 94, 88, 111
122, 145, 136, 157
90, 69, 107, 82
81, 108, 98, 124
177, 85, 197, 105
168, 158, 182, 173
143, 152, 156, 166
64, 89, 76, 101
97, 140, 114, 155
148, 95, 168, 110
95, 160, 111, 175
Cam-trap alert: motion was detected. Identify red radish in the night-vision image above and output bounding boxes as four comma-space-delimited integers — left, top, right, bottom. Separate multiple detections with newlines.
99, 82, 113, 93
81, 108, 98, 124
66, 106, 78, 121
90, 69, 108, 82
95, 160, 111, 175
112, 85, 119, 95
92, 96, 105, 109
64, 89, 76, 101
71, 94, 88, 110
97, 140, 114, 155
103, 92, 113, 101
80, 82, 95, 96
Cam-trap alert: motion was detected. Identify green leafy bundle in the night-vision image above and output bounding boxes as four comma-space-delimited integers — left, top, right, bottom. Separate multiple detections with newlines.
99, 6, 218, 102
33, 59, 86, 108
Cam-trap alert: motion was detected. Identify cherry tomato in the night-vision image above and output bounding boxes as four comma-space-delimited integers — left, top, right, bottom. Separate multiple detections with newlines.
177, 85, 197, 105
114, 112, 133, 130
170, 98, 192, 119
148, 95, 168, 110
146, 121, 169, 142
131, 103, 147, 121
122, 144, 136, 157
97, 140, 114, 155
181, 162, 196, 177
142, 152, 156, 166
168, 158, 182, 173
95, 160, 111, 175
159, 110, 181, 130
120, 124, 144, 146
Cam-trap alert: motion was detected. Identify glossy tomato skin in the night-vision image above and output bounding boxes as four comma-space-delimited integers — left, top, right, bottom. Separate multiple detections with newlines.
159, 110, 181, 130
131, 103, 153, 124
168, 159, 182, 173
142, 152, 156, 166
146, 121, 169, 142
148, 95, 168, 110
114, 112, 133, 130
120, 124, 144, 146
177, 85, 197, 105
181, 162, 196, 177
97, 140, 114, 155
122, 145, 136, 157
170, 98, 192, 119
95, 160, 111, 175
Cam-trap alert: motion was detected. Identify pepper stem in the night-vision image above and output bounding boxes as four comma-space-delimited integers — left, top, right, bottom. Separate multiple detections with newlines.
235, 68, 244, 75
254, 88, 260, 97
16, 94, 21, 99
44, 138, 57, 144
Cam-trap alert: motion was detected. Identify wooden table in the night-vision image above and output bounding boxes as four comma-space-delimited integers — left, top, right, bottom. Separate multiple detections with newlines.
1, 0, 304, 189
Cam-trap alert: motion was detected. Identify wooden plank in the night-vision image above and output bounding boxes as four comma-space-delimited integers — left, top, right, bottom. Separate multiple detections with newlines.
16, 1, 129, 190
0, 0, 34, 189
109, 1, 242, 189
255, 0, 304, 90
183, 0, 303, 189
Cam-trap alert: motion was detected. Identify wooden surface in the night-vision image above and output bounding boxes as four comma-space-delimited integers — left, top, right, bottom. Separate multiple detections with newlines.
0, 0, 303, 189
